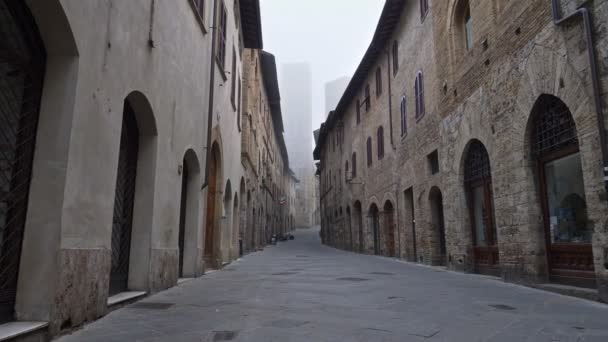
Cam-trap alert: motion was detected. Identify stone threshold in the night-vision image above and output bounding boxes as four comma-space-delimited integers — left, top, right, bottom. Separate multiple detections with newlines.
107, 291, 147, 307
177, 278, 194, 285
536, 283, 600, 302
0, 321, 48, 341
387, 256, 604, 304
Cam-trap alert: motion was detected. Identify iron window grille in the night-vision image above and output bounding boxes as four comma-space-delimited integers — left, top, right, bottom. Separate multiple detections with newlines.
532, 96, 578, 157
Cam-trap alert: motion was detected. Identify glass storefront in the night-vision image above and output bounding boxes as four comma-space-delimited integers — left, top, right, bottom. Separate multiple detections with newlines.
544, 153, 591, 243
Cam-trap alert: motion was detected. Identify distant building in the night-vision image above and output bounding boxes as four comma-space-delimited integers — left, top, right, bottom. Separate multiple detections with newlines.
281, 63, 316, 227
324, 76, 350, 115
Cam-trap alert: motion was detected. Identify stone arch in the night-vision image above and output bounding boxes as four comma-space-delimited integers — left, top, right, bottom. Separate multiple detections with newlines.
15, 0, 79, 326
368, 203, 381, 255
346, 206, 352, 251
524, 94, 598, 288
204, 141, 223, 270
383, 200, 397, 258
461, 139, 500, 276
353, 201, 364, 253
429, 187, 447, 266
222, 180, 233, 264
232, 192, 239, 260
119, 91, 159, 293
238, 179, 246, 257
513, 43, 607, 286
178, 148, 202, 278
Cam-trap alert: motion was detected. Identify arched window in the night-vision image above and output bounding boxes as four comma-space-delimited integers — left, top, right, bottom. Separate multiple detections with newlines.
352, 152, 357, 178
376, 67, 382, 96
415, 71, 425, 119
345, 161, 349, 182
400, 96, 407, 136
364, 84, 371, 112
420, 0, 429, 20
377, 126, 385, 159
392, 41, 399, 75
461, 0, 473, 50
366, 137, 373, 167
356, 99, 361, 124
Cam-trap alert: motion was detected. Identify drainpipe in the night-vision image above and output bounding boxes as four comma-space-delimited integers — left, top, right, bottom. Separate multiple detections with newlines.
203, 0, 219, 191
550, 0, 608, 194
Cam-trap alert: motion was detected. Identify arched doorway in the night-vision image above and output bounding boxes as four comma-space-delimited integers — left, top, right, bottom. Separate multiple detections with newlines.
383, 201, 396, 257
178, 149, 201, 278
464, 140, 499, 275
429, 187, 446, 266
0, 0, 46, 323
222, 181, 232, 264
204, 142, 221, 269
369, 204, 380, 255
232, 193, 239, 259
346, 206, 352, 251
109, 100, 140, 295
530, 95, 595, 288
354, 201, 364, 253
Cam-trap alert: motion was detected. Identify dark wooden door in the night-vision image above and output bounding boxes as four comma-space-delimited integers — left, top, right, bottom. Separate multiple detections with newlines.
178, 164, 188, 278
0, 0, 46, 324
109, 102, 139, 295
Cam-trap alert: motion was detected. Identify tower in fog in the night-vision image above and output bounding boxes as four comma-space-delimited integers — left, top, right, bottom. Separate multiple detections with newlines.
281, 63, 316, 227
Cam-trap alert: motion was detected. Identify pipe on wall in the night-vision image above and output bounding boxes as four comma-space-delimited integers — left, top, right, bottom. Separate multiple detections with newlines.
203, 0, 219, 191
550, 0, 608, 194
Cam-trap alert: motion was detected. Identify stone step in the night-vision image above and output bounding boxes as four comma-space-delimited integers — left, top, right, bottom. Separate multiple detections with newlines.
537, 283, 599, 302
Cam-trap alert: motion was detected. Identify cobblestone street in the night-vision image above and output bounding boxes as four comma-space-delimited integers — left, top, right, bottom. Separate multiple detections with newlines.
57, 227, 608, 342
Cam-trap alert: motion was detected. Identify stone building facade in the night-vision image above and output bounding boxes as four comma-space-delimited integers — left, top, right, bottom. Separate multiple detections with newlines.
0, 0, 294, 340
315, 0, 608, 301
240, 49, 297, 253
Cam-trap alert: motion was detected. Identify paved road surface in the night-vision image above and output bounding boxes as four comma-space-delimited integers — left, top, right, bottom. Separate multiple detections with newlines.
57, 227, 608, 341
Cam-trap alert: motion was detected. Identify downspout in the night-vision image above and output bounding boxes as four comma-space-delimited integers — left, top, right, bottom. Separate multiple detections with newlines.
203, 0, 219, 191
386, 50, 395, 148
550, 0, 608, 193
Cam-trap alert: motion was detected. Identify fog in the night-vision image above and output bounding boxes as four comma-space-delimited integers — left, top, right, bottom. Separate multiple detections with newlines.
259, 0, 384, 131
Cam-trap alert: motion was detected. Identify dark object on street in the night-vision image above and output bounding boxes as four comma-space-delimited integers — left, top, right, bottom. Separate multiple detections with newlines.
289, 234, 295, 240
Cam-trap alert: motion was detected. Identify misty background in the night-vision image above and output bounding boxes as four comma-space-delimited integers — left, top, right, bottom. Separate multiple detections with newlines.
259, 0, 384, 132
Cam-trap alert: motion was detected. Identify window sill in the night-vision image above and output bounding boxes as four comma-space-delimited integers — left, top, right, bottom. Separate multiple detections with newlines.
188, 0, 207, 35
0, 321, 48, 341
107, 291, 147, 307
416, 114, 426, 123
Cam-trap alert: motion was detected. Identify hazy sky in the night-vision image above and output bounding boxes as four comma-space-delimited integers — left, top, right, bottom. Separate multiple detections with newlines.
259, 0, 384, 130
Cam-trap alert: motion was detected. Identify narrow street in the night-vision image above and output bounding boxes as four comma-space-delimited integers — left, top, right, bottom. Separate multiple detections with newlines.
57, 228, 608, 342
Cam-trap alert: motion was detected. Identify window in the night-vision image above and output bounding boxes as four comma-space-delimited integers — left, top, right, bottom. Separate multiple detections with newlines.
400, 96, 407, 136
237, 75, 242, 131
217, 2, 227, 69
193, 0, 205, 20
356, 100, 361, 124
366, 137, 373, 167
415, 72, 425, 119
377, 127, 385, 159
364, 84, 371, 112
376, 67, 382, 96
230, 47, 237, 110
345, 161, 349, 182
420, 0, 429, 20
428, 150, 439, 174
392, 41, 399, 75
352, 153, 357, 178
464, 1, 473, 50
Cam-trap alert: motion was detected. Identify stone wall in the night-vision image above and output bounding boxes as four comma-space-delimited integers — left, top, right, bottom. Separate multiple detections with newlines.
318, 0, 608, 301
